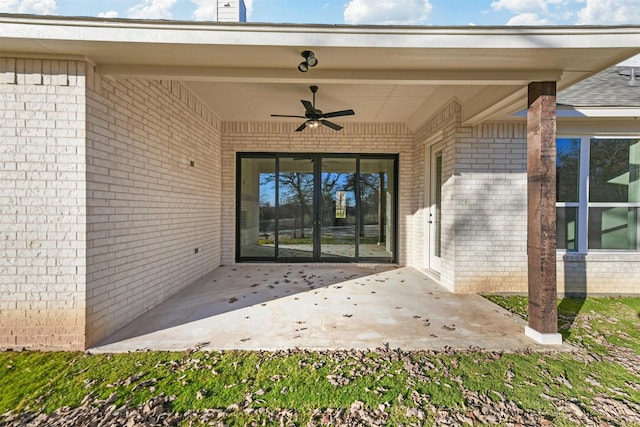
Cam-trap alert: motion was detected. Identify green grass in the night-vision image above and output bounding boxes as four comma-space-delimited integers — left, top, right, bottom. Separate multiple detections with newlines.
1, 296, 639, 425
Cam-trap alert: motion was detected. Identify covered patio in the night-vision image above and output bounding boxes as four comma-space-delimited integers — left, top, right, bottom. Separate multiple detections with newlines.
2, 15, 640, 350
90, 265, 568, 352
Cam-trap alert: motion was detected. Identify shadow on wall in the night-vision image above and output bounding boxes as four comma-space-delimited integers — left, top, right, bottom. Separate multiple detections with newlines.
557, 254, 587, 340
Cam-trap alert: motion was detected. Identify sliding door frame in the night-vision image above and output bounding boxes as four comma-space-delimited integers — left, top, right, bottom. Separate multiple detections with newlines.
235, 152, 398, 263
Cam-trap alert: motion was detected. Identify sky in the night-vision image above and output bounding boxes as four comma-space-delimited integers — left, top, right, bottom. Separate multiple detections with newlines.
1, 0, 639, 63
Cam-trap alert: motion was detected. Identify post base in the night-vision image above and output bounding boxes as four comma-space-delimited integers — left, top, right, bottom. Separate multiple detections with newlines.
525, 326, 563, 345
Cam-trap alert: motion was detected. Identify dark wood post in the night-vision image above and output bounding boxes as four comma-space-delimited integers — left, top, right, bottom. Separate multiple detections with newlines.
526, 82, 562, 344
378, 172, 386, 244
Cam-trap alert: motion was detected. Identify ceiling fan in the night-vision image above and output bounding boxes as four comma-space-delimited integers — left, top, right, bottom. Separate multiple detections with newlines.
271, 85, 355, 132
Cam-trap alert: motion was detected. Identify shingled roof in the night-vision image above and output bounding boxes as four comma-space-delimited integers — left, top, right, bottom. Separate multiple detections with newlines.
558, 66, 640, 107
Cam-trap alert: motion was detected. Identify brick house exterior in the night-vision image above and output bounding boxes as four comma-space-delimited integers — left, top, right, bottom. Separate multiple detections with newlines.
1, 16, 639, 349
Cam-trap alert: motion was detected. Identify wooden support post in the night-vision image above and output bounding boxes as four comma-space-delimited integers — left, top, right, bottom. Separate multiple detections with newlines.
378, 172, 386, 244
526, 82, 562, 345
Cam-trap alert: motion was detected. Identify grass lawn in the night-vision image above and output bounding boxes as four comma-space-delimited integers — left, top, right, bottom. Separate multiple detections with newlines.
1, 296, 639, 425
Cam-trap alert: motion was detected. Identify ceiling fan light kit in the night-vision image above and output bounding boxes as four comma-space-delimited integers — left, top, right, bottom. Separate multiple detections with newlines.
271, 85, 355, 132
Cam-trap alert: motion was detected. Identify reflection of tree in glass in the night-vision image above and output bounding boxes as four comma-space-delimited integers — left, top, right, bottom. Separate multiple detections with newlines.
258, 173, 276, 237
321, 172, 344, 202
590, 139, 634, 203
556, 139, 580, 202
279, 173, 313, 238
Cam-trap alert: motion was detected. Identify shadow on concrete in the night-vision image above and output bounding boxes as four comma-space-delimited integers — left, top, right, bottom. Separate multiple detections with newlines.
557, 254, 587, 340
94, 264, 391, 347
90, 265, 561, 353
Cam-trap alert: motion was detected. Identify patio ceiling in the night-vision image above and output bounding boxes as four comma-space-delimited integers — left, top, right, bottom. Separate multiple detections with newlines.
2, 15, 640, 129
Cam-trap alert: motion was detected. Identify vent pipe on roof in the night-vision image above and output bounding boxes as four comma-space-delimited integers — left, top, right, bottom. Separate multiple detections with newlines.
629, 68, 639, 87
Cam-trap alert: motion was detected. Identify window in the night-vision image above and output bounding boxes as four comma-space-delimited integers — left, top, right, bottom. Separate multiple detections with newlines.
556, 137, 640, 252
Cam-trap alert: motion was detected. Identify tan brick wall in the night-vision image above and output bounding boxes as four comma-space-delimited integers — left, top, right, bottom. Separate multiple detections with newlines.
221, 122, 414, 266
0, 58, 87, 349
85, 70, 222, 346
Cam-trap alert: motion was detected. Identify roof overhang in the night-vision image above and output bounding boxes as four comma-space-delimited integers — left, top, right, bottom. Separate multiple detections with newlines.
2, 14, 640, 129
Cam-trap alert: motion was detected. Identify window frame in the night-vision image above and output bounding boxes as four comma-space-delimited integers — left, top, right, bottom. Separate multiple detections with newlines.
556, 135, 640, 254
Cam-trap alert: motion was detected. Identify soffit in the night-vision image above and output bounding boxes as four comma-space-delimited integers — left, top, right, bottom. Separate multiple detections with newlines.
2, 15, 640, 129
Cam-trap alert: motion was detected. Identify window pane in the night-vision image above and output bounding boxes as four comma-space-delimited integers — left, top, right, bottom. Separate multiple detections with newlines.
239, 157, 276, 258
556, 138, 581, 202
588, 207, 639, 250
278, 157, 315, 259
589, 138, 640, 203
359, 158, 395, 260
320, 157, 356, 259
557, 207, 578, 250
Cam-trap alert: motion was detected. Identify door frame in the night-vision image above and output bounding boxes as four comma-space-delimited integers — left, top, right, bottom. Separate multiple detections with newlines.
236, 152, 399, 263
424, 134, 444, 273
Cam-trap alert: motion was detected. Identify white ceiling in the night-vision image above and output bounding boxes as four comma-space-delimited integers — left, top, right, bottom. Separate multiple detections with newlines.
2, 15, 640, 130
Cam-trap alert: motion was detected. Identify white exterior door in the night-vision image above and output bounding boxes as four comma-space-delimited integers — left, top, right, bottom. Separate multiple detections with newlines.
428, 144, 443, 273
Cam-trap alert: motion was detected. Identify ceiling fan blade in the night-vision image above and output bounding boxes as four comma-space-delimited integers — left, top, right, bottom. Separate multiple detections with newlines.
321, 109, 355, 118
295, 122, 307, 132
301, 100, 316, 114
271, 114, 306, 118
321, 120, 342, 131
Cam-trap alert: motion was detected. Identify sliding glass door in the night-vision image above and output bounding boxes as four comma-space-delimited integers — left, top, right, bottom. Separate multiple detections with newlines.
236, 153, 397, 263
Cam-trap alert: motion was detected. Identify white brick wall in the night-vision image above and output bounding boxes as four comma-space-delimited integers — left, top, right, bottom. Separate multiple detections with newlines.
1, 58, 87, 349
413, 101, 464, 291
415, 112, 639, 294
85, 70, 222, 346
450, 123, 529, 293
220, 122, 414, 266
558, 253, 640, 294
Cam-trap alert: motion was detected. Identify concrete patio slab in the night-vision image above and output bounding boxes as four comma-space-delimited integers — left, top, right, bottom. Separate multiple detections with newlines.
90, 265, 569, 353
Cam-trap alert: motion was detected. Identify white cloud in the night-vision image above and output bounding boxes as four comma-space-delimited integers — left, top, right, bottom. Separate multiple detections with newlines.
344, 0, 432, 25
491, 0, 563, 14
577, 0, 640, 24
0, 0, 56, 14
98, 10, 118, 18
191, 0, 215, 20
492, 0, 578, 24
191, 0, 253, 21
128, 0, 177, 19
506, 12, 550, 25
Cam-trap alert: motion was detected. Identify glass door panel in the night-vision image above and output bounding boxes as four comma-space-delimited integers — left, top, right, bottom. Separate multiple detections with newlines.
238, 157, 276, 259
320, 157, 357, 259
429, 147, 443, 272
359, 158, 395, 260
277, 156, 315, 259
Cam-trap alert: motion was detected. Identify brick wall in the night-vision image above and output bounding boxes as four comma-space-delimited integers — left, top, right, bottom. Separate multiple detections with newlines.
85, 70, 222, 346
559, 252, 640, 294
414, 109, 530, 293
452, 123, 529, 293
413, 101, 464, 291
221, 122, 414, 266
0, 58, 87, 349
